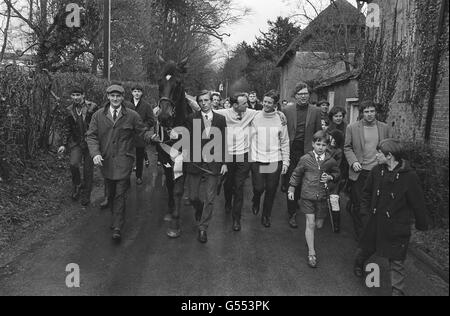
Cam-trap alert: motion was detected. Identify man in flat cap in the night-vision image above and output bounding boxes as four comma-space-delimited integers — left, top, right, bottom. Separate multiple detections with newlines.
58, 85, 98, 206
86, 84, 155, 241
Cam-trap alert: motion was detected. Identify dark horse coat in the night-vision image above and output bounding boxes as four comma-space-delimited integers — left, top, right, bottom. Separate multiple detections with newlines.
359, 160, 428, 261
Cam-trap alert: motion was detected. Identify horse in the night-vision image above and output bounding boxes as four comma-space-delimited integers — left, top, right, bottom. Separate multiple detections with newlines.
155, 55, 192, 238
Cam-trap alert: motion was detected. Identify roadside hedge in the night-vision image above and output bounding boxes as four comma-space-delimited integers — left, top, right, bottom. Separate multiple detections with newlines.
404, 142, 449, 228
0, 68, 158, 179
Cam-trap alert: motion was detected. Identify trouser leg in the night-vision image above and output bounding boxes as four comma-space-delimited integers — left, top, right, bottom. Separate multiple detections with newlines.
198, 174, 219, 231
164, 166, 175, 209
251, 163, 264, 208
136, 147, 145, 179
224, 162, 236, 207
109, 178, 130, 230
350, 170, 369, 239
390, 260, 406, 296
110, 178, 130, 230
262, 162, 282, 218
81, 147, 94, 200
232, 160, 251, 221
69, 146, 82, 186
286, 141, 303, 217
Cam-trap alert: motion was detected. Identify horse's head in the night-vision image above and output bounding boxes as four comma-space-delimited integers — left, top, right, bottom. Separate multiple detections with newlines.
157, 55, 188, 127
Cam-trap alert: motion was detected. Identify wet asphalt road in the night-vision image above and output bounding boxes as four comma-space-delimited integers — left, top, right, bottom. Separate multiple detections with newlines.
0, 151, 448, 296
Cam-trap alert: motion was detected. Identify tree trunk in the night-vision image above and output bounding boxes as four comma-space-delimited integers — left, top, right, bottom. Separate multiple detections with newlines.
0, 5, 12, 63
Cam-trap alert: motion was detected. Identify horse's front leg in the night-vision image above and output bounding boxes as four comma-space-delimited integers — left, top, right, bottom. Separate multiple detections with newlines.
167, 173, 185, 238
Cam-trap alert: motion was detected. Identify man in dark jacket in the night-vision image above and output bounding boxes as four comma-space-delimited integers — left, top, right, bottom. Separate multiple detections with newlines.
282, 82, 322, 228
344, 101, 393, 239
130, 85, 156, 185
58, 85, 98, 206
248, 91, 263, 111
86, 84, 154, 241
353, 139, 428, 296
185, 90, 228, 243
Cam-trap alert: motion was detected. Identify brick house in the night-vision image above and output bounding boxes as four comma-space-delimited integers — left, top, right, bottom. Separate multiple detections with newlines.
312, 69, 360, 124
276, 0, 365, 102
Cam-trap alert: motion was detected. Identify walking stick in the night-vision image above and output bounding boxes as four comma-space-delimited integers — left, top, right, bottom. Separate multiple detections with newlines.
323, 180, 336, 233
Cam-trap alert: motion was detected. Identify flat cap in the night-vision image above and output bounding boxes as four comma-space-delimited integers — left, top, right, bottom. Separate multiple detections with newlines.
106, 84, 125, 94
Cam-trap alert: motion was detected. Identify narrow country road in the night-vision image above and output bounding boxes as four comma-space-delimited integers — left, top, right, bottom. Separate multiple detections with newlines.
0, 150, 447, 296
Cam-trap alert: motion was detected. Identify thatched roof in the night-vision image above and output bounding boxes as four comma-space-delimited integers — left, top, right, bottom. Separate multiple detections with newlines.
277, 0, 365, 67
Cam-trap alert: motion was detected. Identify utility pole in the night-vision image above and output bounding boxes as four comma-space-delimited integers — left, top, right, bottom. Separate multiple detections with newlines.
103, 0, 111, 81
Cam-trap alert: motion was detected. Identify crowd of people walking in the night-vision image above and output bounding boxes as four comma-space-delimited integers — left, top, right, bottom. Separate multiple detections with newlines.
58, 81, 428, 296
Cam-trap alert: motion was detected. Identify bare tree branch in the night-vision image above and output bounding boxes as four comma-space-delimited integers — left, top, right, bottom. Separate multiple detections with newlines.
0, 4, 12, 62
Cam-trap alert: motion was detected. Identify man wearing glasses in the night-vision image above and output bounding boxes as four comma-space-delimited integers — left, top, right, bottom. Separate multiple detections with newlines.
282, 82, 322, 229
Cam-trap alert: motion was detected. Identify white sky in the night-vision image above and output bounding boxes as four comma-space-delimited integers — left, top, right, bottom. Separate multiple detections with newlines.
213, 0, 361, 57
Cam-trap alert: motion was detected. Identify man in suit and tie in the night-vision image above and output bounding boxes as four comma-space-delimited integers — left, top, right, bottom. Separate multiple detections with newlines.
344, 101, 393, 239
87, 84, 154, 242
185, 90, 228, 243
282, 82, 322, 229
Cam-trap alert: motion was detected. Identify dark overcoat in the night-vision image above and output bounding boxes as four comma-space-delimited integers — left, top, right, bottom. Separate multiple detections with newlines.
359, 161, 428, 261
86, 103, 152, 180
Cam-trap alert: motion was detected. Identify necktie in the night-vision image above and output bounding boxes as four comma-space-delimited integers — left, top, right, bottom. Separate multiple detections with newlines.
113, 109, 117, 122
205, 114, 208, 121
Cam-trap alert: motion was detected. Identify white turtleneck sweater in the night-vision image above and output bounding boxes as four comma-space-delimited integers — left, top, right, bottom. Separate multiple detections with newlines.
250, 111, 290, 167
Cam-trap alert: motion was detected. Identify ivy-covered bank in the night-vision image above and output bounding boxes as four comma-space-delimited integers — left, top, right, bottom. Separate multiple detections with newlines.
358, 0, 448, 229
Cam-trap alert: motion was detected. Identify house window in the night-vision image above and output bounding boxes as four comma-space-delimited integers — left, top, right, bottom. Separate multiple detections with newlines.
346, 98, 359, 124
328, 91, 335, 110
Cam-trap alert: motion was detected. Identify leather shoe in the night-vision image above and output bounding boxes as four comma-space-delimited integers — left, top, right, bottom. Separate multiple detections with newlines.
289, 215, 298, 228
261, 216, 271, 228
233, 219, 241, 231
112, 229, 121, 242
100, 198, 109, 209
198, 230, 207, 243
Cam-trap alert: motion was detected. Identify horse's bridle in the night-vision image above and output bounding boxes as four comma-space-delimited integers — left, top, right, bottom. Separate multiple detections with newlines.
156, 96, 177, 144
